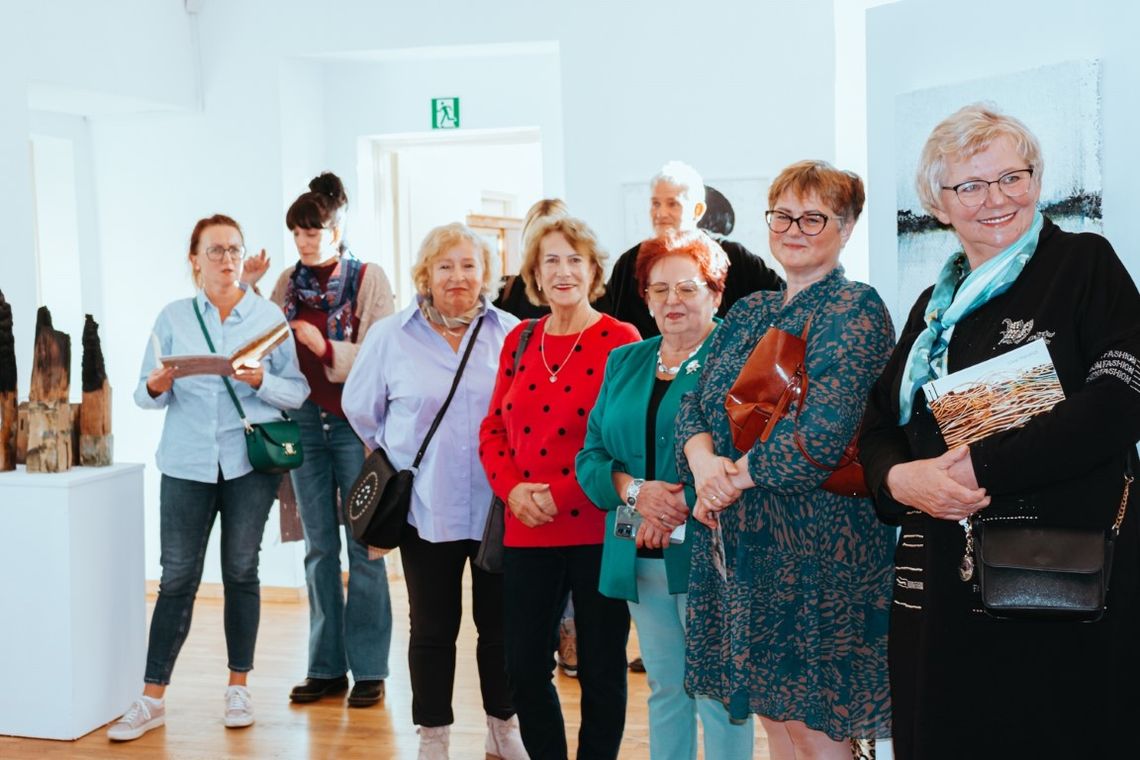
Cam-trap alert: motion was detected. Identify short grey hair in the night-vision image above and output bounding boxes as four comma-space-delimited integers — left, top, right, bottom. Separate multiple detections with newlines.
650, 160, 706, 206
915, 103, 1044, 217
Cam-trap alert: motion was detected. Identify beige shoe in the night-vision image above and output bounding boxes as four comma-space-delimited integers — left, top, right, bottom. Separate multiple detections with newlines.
107, 697, 165, 741
557, 618, 578, 678
417, 724, 450, 760
485, 714, 529, 760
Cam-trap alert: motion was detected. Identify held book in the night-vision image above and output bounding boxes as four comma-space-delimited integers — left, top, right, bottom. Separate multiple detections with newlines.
157, 322, 290, 379
921, 338, 1065, 449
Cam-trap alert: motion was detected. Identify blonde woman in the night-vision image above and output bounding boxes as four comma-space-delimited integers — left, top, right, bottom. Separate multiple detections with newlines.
343, 223, 524, 760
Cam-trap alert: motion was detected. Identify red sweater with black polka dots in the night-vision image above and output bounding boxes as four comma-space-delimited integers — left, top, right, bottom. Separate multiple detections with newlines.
479, 314, 639, 547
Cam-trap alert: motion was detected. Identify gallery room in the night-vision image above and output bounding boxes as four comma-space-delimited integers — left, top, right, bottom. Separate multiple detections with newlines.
3, 0, 1140, 758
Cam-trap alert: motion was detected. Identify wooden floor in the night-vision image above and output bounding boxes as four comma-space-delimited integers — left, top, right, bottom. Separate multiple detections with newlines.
0, 571, 773, 759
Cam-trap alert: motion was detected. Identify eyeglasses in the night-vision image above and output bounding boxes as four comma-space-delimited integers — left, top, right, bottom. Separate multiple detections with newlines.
764, 210, 834, 236
941, 168, 1034, 207
645, 280, 708, 302
201, 245, 246, 262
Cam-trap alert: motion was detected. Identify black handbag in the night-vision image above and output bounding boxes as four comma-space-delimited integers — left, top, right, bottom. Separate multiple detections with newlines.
193, 300, 303, 474
472, 319, 537, 573
346, 316, 485, 549
972, 469, 1133, 622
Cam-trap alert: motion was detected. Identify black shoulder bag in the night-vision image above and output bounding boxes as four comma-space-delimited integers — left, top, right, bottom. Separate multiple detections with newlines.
972, 464, 1134, 622
347, 315, 485, 549
473, 319, 537, 574
193, 300, 304, 474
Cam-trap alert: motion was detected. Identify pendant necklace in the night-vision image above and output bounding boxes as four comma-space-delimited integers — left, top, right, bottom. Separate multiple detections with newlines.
541, 320, 587, 382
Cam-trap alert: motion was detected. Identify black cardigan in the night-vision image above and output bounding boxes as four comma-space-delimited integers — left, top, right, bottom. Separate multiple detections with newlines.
860, 217, 1140, 528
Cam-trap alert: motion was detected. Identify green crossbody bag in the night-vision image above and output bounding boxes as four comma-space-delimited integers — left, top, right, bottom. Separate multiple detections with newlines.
193, 299, 304, 474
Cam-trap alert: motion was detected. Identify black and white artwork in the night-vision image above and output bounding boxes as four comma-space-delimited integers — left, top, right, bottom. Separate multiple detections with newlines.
895, 59, 1102, 314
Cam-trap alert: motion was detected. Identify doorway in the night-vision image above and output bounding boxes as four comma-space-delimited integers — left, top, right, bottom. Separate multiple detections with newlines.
363, 127, 543, 309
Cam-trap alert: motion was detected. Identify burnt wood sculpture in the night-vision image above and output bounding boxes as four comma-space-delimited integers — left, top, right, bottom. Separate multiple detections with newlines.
79, 315, 112, 465
0, 290, 15, 471
27, 306, 72, 472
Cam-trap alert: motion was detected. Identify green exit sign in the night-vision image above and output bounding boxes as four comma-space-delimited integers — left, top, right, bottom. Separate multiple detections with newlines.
432, 97, 460, 129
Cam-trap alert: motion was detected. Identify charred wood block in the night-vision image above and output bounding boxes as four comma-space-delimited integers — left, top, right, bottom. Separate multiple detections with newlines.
0, 290, 15, 394
16, 401, 27, 465
0, 390, 15, 471
27, 400, 73, 473
30, 306, 71, 404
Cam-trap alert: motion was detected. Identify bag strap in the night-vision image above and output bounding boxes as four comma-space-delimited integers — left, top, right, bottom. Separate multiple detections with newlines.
1112, 459, 1135, 535
787, 312, 858, 472
513, 319, 538, 374
411, 314, 487, 469
193, 297, 255, 432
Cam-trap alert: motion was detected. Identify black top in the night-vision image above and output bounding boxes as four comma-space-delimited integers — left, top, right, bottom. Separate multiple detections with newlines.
492, 275, 550, 320
596, 237, 783, 338
637, 376, 674, 560
858, 217, 1140, 758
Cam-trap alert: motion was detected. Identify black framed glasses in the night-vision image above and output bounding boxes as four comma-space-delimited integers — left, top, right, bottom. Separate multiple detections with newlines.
764, 210, 834, 236
941, 168, 1034, 207
645, 279, 708, 302
201, 245, 246, 262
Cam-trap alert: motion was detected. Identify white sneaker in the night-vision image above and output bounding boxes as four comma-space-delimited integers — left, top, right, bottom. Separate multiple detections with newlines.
417, 724, 450, 760
224, 685, 254, 728
107, 697, 165, 741
486, 714, 529, 760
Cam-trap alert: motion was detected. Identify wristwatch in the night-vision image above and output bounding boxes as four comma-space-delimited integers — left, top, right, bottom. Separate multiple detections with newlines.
625, 478, 646, 510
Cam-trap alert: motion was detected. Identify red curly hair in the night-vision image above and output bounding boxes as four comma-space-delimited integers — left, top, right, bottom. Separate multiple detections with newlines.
634, 231, 729, 302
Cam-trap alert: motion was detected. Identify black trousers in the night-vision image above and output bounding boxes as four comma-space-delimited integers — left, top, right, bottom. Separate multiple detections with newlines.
503, 544, 630, 760
400, 524, 513, 727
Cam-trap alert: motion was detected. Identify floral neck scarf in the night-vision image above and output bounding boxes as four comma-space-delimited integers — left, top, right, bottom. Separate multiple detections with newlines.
898, 211, 1044, 425
283, 251, 363, 341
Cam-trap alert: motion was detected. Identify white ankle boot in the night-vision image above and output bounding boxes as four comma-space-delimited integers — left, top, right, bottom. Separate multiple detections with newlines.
417, 724, 450, 760
485, 714, 529, 760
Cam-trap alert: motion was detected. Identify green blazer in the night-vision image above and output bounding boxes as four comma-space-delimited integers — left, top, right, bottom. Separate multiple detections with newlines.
575, 324, 719, 602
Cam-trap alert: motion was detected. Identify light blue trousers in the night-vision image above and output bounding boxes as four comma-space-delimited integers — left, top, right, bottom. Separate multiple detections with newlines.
628, 557, 754, 760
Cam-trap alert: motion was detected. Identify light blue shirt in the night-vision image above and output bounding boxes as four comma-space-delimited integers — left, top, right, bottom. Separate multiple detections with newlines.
134, 289, 310, 483
342, 298, 519, 543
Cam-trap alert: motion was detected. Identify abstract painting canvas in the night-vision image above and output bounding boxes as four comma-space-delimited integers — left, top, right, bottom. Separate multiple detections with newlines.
895, 59, 1102, 315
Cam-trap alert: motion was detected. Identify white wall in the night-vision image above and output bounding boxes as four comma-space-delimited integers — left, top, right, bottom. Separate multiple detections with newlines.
866, 0, 1140, 324
4, 0, 839, 585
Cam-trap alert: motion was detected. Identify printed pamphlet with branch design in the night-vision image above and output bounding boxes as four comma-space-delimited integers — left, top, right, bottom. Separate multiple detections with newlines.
922, 338, 1065, 449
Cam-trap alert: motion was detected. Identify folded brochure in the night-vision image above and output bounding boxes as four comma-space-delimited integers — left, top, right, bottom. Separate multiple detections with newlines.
921, 338, 1065, 449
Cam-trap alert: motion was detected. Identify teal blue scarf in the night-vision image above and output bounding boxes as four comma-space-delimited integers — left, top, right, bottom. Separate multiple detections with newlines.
898, 211, 1044, 424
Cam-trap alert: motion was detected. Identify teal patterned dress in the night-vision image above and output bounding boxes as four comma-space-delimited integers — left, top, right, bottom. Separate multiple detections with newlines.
676, 268, 895, 740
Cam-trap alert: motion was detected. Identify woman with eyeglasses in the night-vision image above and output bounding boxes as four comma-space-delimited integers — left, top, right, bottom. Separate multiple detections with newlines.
859, 104, 1140, 759
576, 231, 754, 759
678, 161, 895, 758
109, 214, 309, 741
260, 172, 396, 710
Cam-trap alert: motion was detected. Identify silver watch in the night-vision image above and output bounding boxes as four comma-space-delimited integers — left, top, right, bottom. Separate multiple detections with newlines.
625, 478, 646, 510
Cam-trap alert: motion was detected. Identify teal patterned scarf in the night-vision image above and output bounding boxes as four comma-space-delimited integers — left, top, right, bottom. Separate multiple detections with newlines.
898, 211, 1044, 425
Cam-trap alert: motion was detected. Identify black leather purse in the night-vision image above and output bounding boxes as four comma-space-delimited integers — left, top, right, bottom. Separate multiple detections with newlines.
973, 469, 1133, 622
347, 316, 485, 549
473, 319, 537, 574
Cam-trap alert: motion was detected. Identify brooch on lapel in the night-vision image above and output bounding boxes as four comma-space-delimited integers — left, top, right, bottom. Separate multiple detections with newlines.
685, 360, 701, 374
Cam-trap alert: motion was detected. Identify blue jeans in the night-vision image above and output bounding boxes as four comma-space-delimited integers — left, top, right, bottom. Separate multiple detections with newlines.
629, 558, 754, 760
144, 469, 281, 685
292, 401, 392, 680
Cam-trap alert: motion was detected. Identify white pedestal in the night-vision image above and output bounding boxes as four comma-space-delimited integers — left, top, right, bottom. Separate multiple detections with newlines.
0, 463, 146, 740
